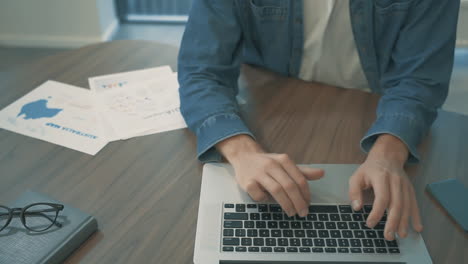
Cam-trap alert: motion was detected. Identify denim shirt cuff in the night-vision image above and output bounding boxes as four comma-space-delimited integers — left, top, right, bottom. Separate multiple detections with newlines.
196, 113, 255, 163
360, 115, 423, 164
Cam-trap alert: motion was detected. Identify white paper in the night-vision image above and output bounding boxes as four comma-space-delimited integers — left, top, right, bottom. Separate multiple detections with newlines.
91, 71, 187, 140
89, 66, 180, 141
0, 81, 108, 155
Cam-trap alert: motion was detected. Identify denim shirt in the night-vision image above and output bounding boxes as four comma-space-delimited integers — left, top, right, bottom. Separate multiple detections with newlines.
178, 0, 459, 163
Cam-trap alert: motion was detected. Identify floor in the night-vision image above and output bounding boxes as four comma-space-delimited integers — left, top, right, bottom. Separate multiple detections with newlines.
0, 23, 467, 115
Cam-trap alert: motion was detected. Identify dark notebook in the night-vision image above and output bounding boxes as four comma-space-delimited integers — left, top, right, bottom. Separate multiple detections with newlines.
0, 191, 98, 264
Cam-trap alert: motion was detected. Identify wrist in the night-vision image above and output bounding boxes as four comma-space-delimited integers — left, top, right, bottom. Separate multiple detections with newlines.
368, 134, 409, 165
216, 134, 263, 164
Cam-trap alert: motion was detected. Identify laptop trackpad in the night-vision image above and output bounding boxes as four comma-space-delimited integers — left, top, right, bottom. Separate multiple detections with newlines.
220, 261, 405, 264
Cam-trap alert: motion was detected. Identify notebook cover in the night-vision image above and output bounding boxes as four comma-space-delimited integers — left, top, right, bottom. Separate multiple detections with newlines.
426, 179, 468, 232
0, 190, 98, 264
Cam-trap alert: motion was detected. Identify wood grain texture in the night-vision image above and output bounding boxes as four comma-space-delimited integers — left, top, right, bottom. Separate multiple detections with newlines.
0, 40, 466, 263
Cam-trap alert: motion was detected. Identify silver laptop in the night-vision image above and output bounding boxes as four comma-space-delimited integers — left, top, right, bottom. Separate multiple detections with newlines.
194, 163, 432, 264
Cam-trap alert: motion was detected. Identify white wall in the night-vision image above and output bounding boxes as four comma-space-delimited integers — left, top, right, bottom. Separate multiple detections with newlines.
0, 0, 118, 48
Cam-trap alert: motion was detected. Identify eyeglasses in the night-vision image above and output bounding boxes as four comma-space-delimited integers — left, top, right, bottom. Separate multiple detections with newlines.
0, 203, 64, 232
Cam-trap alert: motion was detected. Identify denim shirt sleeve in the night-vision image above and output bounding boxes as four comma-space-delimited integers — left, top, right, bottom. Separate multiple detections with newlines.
361, 0, 459, 163
178, 0, 253, 162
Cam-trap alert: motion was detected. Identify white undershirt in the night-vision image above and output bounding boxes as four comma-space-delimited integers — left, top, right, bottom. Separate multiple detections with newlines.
299, 0, 370, 92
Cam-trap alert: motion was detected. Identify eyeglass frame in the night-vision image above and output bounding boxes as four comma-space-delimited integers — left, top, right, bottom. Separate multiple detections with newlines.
0, 203, 64, 232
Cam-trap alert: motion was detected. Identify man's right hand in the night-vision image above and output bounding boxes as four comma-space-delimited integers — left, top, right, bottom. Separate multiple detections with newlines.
216, 135, 324, 217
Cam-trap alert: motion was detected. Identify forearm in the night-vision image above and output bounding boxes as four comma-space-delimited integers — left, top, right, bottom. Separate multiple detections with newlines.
367, 134, 409, 166
216, 134, 263, 164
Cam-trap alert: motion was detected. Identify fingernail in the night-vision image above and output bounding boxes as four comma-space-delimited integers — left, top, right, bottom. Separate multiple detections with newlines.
287, 210, 295, 217
386, 231, 395, 240
300, 209, 308, 217
367, 220, 376, 228
351, 200, 361, 211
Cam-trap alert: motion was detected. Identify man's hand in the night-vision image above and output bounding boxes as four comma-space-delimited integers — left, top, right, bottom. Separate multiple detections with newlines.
217, 135, 324, 217
349, 134, 423, 241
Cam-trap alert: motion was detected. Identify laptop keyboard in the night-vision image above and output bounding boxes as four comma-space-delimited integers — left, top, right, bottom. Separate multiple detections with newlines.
221, 203, 399, 254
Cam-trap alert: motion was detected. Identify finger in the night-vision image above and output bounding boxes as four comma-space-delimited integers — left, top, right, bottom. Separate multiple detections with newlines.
385, 176, 403, 241
243, 181, 269, 202
349, 171, 364, 211
268, 166, 309, 217
366, 175, 390, 228
256, 173, 296, 216
274, 154, 311, 204
397, 184, 411, 238
409, 185, 423, 232
298, 166, 325, 180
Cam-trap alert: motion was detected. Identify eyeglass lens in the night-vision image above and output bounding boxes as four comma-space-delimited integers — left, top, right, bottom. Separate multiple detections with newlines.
23, 204, 59, 232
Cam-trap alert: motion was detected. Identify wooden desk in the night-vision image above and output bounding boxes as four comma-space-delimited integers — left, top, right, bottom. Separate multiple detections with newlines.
0, 40, 466, 263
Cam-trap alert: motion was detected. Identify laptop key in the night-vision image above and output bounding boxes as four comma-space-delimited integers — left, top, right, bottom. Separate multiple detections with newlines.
261, 247, 273, 252
274, 247, 286, 252
287, 247, 298, 252
326, 239, 337, 247
283, 230, 293, 237
339, 205, 353, 213
248, 247, 259, 252
376, 248, 388, 253
374, 239, 386, 247
309, 205, 338, 213
350, 248, 362, 253
330, 214, 340, 221
235, 247, 247, 252
279, 221, 290, 229
303, 222, 313, 229
363, 248, 375, 253
289, 238, 301, 247
253, 238, 264, 246
318, 214, 329, 221
291, 222, 301, 229
363, 205, 373, 213
247, 229, 258, 237
236, 204, 245, 212
222, 246, 234, 252
306, 230, 318, 238
386, 240, 399, 247
362, 239, 373, 247
224, 213, 248, 220
259, 229, 270, 237
223, 229, 234, 236
273, 213, 283, 220
325, 248, 337, 253
268, 221, 278, 229
301, 238, 313, 246
300, 247, 311, 252
341, 214, 352, 221
350, 239, 361, 247
278, 238, 288, 246
266, 238, 276, 246
224, 204, 234, 208
224, 221, 242, 228
271, 230, 281, 237
314, 222, 325, 229
389, 248, 400, 254
338, 239, 349, 247
318, 230, 329, 238
352, 214, 363, 221
244, 221, 254, 228
223, 238, 240, 246
330, 230, 341, 238
313, 239, 325, 247
269, 204, 282, 212
241, 238, 252, 246
326, 222, 336, 229
353, 230, 365, 238
247, 204, 257, 209
256, 221, 266, 228
377, 230, 385, 238
307, 214, 318, 221
342, 230, 353, 238
311, 247, 323, 253
258, 204, 268, 212
366, 230, 377, 238
349, 222, 359, 229
338, 248, 349, 253
294, 230, 306, 237
235, 229, 246, 237
261, 213, 272, 220
295, 215, 306, 221
374, 222, 385, 230
250, 213, 260, 220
